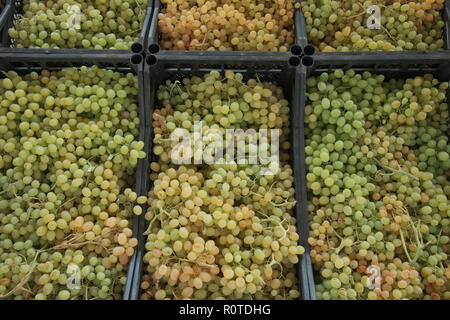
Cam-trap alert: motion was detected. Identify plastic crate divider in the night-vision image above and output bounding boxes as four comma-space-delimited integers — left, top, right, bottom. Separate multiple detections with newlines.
295, 0, 308, 49
292, 66, 317, 300
445, 0, 450, 49
132, 0, 154, 54
292, 68, 309, 300
313, 51, 450, 71
125, 54, 155, 299
147, 0, 160, 54
150, 50, 293, 73
123, 56, 151, 300
127, 61, 154, 300
0, 48, 136, 67
123, 54, 146, 300
141, 0, 155, 50
0, 0, 14, 47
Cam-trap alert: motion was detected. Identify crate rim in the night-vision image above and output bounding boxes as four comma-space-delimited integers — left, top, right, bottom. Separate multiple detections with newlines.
0, 53, 147, 301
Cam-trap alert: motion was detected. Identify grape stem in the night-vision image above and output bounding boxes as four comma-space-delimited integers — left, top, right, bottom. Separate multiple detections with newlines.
399, 228, 414, 264
343, 12, 366, 20
50, 233, 105, 251
143, 207, 172, 235
375, 159, 419, 181
249, 191, 296, 207
259, 216, 289, 239
381, 26, 397, 42
267, 254, 284, 273
57, 197, 76, 210
398, 211, 433, 265
169, 256, 216, 269
0, 250, 41, 299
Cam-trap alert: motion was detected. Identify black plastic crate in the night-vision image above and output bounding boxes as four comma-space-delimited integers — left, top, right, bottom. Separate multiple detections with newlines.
297, 54, 450, 300
0, 51, 147, 300
126, 54, 316, 300
146, 0, 315, 57
312, 51, 450, 80
0, 0, 153, 54
297, 0, 450, 53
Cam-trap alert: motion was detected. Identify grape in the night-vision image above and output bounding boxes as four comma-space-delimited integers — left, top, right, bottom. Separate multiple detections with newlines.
157, 0, 300, 51
8, 0, 149, 49
301, 0, 446, 52
305, 69, 449, 300
0, 66, 146, 300
140, 71, 304, 300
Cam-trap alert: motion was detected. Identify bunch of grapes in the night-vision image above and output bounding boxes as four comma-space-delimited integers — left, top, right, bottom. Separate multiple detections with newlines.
140, 71, 305, 300
7, 0, 148, 49
305, 69, 449, 300
0, 66, 146, 300
301, 0, 446, 52
157, 0, 300, 51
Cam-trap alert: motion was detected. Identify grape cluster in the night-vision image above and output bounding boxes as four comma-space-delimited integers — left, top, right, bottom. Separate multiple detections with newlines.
0, 66, 146, 300
8, 0, 148, 49
140, 71, 305, 300
301, 0, 446, 52
157, 0, 300, 51
305, 69, 449, 299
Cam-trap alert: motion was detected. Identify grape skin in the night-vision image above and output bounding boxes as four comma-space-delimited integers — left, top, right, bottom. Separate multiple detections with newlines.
0, 66, 145, 300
